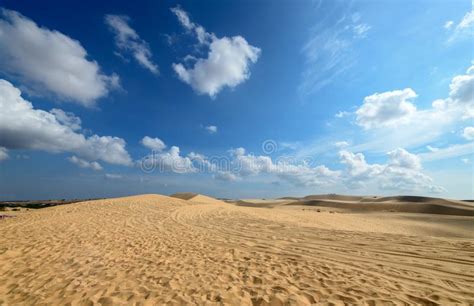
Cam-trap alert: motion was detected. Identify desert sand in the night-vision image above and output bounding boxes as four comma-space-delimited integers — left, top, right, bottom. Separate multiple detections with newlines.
0, 193, 473, 305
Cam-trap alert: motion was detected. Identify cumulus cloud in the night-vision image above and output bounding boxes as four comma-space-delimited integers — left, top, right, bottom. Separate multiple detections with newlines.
141, 136, 166, 151
105, 14, 159, 74
339, 150, 382, 181
339, 148, 444, 193
463, 126, 474, 140
213, 171, 239, 182
171, 7, 261, 97
355, 88, 417, 129
68, 155, 103, 171
449, 65, 474, 118
49, 109, 82, 131
350, 65, 474, 152
216, 147, 341, 187
0, 147, 8, 161
387, 148, 422, 170
0, 8, 118, 107
0, 79, 132, 165
139, 138, 222, 174
140, 146, 196, 174
205, 125, 217, 134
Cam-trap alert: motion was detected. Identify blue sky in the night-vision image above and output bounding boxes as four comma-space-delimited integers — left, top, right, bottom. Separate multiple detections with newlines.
0, 0, 472, 200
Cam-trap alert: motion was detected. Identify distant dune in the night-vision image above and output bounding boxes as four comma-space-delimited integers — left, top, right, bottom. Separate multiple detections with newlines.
171, 192, 226, 205
170, 192, 199, 200
239, 194, 474, 216
1, 193, 473, 304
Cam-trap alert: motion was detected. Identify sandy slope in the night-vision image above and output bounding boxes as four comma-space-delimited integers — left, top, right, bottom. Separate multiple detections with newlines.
1, 194, 473, 305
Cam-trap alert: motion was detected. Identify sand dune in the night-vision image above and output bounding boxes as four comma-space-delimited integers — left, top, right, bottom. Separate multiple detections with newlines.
1, 194, 473, 305
170, 192, 199, 200
171, 192, 227, 205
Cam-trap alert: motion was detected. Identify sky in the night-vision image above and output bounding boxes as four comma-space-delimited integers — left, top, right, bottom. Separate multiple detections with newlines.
0, 0, 473, 200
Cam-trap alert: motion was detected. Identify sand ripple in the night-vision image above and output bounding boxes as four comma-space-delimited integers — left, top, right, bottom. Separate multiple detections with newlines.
0, 194, 473, 305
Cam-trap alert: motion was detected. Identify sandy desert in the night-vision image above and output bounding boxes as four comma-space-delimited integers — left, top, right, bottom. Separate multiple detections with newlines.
0, 193, 473, 305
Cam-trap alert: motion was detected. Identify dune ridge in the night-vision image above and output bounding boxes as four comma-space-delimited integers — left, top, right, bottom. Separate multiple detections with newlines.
1, 193, 473, 305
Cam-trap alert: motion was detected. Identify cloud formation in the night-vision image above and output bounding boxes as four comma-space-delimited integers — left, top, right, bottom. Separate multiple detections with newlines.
462, 127, 474, 140
355, 88, 417, 129
105, 15, 159, 74
339, 148, 443, 193
350, 65, 474, 152
419, 143, 474, 162
140, 146, 196, 174
141, 136, 166, 151
215, 148, 341, 187
0, 79, 132, 166
0, 8, 118, 107
171, 7, 261, 97
68, 156, 103, 171
205, 125, 217, 134
446, 6, 474, 42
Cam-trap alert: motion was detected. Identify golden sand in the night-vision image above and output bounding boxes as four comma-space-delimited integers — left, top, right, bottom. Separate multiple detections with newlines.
1, 194, 473, 305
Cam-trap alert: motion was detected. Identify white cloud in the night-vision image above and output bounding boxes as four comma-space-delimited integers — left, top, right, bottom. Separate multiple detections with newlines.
140, 146, 196, 174
222, 147, 341, 187
49, 108, 82, 131
463, 126, 474, 140
387, 148, 421, 170
105, 14, 158, 74
170, 7, 194, 31
205, 125, 217, 134
0, 79, 132, 165
446, 7, 474, 42
0, 147, 8, 161
355, 88, 417, 129
339, 150, 382, 181
105, 173, 123, 179
351, 65, 474, 152
214, 171, 239, 182
170, 7, 212, 44
426, 145, 439, 152
141, 136, 166, 151
449, 65, 474, 118
68, 155, 103, 171
139, 143, 341, 187
444, 20, 454, 29
335, 111, 350, 118
0, 8, 118, 107
353, 23, 371, 38
457, 10, 474, 30
334, 141, 349, 148
419, 143, 474, 162
339, 149, 444, 193
171, 7, 261, 97
188, 152, 216, 172
462, 158, 470, 164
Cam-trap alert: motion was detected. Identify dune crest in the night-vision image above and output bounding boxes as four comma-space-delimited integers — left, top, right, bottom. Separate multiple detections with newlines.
170, 192, 226, 205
